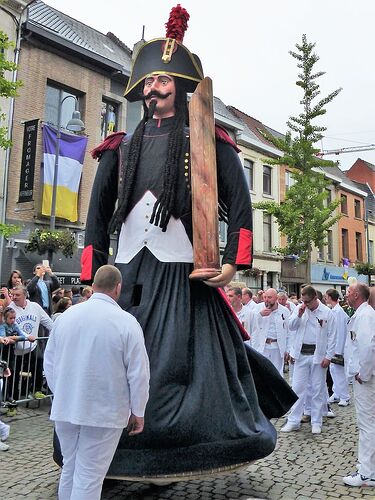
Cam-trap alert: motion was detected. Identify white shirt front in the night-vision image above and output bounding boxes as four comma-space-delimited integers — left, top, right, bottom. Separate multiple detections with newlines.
289, 301, 337, 363
44, 293, 150, 428
236, 306, 253, 335
251, 304, 290, 355
115, 191, 193, 264
9, 300, 53, 355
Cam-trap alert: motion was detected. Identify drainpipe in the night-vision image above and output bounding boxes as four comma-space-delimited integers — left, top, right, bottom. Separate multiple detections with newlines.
0, 0, 37, 280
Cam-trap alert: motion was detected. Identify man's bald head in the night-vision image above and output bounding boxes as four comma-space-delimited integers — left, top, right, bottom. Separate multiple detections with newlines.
264, 288, 278, 309
93, 265, 122, 296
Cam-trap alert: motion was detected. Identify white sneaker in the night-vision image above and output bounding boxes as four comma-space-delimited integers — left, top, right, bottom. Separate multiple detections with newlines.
326, 406, 336, 418
280, 422, 300, 433
343, 472, 375, 487
311, 424, 321, 434
0, 441, 9, 451
0, 424, 10, 442
338, 399, 350, 407
328, 394, 339, 404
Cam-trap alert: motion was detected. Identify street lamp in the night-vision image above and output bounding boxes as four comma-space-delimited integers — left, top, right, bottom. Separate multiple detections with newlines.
50, 95, 85, 230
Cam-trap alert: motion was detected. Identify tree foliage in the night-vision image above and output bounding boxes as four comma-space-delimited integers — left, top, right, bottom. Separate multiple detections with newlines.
254, 35, 342, 272
354, 262, 375, 285
0, 223, 21, 239
0, 30, 23, 149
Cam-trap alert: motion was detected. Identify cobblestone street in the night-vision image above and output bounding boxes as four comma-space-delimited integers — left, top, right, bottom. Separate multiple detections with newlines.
1, 392, 374, 500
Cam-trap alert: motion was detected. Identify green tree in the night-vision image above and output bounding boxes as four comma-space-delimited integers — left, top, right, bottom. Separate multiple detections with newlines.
0, 29, 23, 239
354, 262, 375, 286
0, 30, 22, 149
254, 34, 342, 284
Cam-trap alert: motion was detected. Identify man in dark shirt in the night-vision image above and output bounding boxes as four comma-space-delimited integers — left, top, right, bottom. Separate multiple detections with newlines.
27, 263, 60, 316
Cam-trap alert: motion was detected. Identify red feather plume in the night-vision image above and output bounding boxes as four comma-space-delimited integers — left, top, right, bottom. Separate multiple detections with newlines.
165, 4, 190, 43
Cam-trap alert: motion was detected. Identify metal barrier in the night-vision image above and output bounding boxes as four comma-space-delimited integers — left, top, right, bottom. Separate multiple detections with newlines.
0, 337, 52, 407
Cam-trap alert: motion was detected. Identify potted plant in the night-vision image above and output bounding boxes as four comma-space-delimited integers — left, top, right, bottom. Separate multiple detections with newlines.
25, 228, 77, 263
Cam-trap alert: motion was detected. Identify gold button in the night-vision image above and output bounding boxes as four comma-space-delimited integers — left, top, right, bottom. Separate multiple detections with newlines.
185, 152, 189, 157
184, 165, 188, 170
184, 159, 189, 163
184, 172, 188, 177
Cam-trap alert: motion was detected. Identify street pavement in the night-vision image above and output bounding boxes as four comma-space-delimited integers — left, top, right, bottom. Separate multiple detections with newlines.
1, 389, 374, 500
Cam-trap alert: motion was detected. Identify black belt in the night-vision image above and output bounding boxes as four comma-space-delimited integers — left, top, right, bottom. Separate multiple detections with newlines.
301, 343, 316, 355
265, 338, 278, 344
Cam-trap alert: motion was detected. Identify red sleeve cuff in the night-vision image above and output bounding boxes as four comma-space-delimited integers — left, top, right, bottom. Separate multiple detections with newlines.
80, 245, 93, 282
235, 228, 253, 266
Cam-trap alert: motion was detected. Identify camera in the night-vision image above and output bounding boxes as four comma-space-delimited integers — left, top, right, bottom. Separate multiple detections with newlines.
0, 283, 7, 300
0, 360, 8, 377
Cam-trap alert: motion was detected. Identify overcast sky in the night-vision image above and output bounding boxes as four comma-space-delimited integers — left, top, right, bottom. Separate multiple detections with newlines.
45, 0, 375, 171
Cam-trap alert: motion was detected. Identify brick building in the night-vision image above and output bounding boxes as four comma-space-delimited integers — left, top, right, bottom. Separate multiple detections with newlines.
0, 0, 138, 283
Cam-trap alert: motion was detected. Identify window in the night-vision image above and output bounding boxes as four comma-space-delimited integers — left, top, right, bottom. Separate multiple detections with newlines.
341, 229, 349, 259
369, 240, 374, 265
318, 245, 324, 260
45, 85, 81, 129
263, 213, 272, 252
356, 232, 363, 261
263, 166, 272, 195
324, 189, 332, 208
285, 170, 295, 191
243, 159, 254, 191
341, 194, 348, 215
354, 199, 361, 219
76, 232, 85, 249
101, 100, 118, 140
327, 230, 333, 261
218, 220, 227, 245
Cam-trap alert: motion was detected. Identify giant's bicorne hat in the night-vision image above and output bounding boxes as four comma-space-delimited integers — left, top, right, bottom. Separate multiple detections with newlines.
124, 4, 204, 102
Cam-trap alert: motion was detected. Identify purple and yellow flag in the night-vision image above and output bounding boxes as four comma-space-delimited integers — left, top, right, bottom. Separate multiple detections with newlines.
42, 125, 88, 222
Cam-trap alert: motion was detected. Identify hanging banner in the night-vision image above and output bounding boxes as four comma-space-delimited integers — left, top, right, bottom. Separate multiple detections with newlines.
18, 119, 39, 203
41, 124, 88, 222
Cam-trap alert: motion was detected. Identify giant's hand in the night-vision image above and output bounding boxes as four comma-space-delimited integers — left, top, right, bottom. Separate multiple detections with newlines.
204, 264, 237, 288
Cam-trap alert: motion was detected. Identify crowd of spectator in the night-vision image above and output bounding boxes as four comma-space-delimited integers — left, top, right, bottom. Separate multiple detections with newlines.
225, 282, 375, 488
0, 264, 93, 451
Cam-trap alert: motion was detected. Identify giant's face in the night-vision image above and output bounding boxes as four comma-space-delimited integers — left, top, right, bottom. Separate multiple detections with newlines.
143, 74, 176, 119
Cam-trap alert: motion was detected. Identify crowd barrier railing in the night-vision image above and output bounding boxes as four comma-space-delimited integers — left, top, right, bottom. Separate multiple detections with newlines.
0, 336, 52, 407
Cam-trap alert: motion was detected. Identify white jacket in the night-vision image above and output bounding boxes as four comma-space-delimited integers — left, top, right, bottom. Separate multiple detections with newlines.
347, 302, 375, 381
331, 303, 349, 355
289, 300, 337, 364
251, 303, 290, 356
44, 293, 150, 428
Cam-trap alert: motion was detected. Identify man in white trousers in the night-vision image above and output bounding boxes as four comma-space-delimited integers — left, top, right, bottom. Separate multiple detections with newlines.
44, 265, 150, 500
281, 285, 336, 435
251, 288, 290, 375
342, 283, 375, 487
324, 288, 350, 406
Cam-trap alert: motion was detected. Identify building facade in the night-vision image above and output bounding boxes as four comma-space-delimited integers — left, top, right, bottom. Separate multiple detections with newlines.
0, 0, 136, 283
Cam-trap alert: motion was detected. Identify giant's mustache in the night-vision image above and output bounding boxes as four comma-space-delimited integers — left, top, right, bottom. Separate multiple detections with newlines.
144, 90, 172, 101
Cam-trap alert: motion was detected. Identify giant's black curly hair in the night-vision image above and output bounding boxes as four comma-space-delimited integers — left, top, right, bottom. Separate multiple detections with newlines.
110, 81, 188, 233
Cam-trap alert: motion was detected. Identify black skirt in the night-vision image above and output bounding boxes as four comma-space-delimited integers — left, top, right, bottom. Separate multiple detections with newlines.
105, 248, 296, 477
